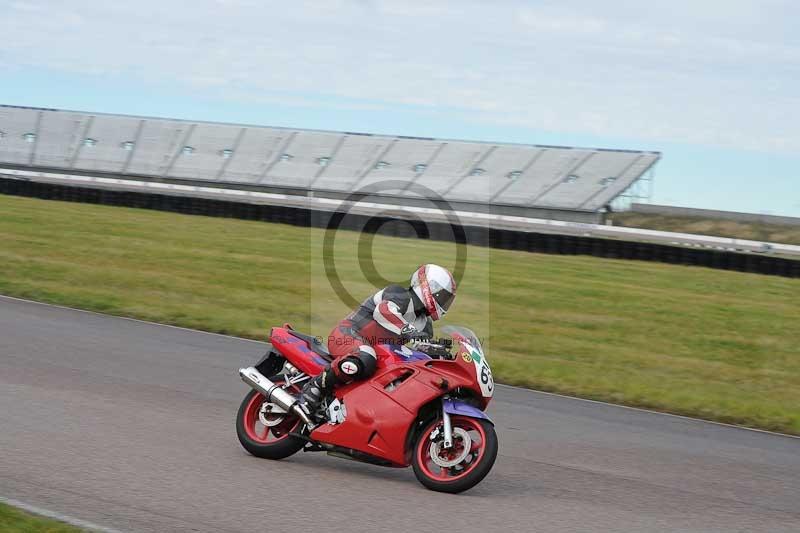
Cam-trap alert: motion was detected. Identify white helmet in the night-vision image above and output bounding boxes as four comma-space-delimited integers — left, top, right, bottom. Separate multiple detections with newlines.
410, 264, 457, 321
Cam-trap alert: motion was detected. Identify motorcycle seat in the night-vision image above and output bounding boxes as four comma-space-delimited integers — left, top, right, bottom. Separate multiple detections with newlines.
289, 331, 333, 362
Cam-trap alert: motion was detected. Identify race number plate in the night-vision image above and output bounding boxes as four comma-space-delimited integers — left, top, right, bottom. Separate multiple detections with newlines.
463, 342, 494, 398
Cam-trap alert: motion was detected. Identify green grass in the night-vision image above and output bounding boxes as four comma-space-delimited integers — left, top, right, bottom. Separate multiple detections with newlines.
2, 194, 800, 434
611, 211, 800, 245
0, 503, 83, 532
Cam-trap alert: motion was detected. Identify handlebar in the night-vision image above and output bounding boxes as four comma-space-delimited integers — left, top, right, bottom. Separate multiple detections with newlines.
413, 337, 454, 360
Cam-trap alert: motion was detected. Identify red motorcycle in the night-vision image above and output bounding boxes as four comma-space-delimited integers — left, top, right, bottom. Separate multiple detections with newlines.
236, 324, 498, 493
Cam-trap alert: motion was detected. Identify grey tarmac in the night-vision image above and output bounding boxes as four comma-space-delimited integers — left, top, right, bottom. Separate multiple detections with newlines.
1, 295, 798, 533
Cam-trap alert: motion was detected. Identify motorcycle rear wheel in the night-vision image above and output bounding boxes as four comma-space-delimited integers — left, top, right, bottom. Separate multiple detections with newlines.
236, 375, 305, 460
412, 415, 498, 493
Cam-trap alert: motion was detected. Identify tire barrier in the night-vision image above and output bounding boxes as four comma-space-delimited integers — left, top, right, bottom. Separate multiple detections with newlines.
2, 176, 798, 279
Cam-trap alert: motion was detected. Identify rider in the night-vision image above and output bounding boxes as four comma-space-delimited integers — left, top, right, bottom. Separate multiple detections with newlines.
299, 264, 457, 414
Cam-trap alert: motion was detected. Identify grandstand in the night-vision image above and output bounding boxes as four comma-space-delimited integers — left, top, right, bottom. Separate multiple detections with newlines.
0, 104, 659, 223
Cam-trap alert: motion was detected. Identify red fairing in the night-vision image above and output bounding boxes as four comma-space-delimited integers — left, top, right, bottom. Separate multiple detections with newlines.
270, 327, 328, 376
310, 345, 484, 466
269, 328, 490, 468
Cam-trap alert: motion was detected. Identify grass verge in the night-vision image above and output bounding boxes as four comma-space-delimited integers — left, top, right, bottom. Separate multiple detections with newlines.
0, 503, 83, 532
1, 194, 799, 434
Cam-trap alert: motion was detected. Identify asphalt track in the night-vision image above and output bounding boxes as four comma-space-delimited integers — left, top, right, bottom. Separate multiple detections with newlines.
1, 296, 799, 533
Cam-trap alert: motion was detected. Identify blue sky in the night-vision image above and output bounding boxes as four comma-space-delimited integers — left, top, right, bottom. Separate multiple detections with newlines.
1, 0, 799, 215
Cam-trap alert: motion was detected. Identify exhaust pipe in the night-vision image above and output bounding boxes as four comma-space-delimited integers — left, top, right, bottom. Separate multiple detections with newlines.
239, 366, 315, 427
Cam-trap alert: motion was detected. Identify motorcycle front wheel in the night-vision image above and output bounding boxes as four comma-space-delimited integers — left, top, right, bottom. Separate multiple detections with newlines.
236, 375, 305, 460
412, 415, 498, 493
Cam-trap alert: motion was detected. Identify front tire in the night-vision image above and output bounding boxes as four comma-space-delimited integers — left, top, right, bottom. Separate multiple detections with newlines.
236, 375, 305, 460
412, 415, 498, 493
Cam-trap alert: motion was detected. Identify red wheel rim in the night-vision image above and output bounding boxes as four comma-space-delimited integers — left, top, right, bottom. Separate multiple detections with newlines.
242, 379, 301, 444
417, 415, 487, 482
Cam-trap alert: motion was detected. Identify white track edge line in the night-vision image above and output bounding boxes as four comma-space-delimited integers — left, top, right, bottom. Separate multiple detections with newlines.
2, 293, 798, 440
0, 496, 127, 533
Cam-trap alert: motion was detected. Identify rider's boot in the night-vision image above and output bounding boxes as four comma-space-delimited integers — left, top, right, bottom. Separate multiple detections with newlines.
298, 366, 338, 416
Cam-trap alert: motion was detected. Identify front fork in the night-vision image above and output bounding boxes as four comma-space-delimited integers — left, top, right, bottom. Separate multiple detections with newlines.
441, 398, 454, 449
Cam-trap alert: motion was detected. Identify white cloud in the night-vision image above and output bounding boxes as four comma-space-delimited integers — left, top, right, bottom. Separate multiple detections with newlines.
1, 0, 798, 152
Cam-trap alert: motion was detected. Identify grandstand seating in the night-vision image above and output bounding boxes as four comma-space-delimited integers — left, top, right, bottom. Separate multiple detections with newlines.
0, 104, 659, 213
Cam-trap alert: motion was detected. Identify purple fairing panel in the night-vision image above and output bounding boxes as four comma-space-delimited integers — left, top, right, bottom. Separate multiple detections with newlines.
283, 334, 329, 366
443, 398, 492, 423
389, 345, 432, 362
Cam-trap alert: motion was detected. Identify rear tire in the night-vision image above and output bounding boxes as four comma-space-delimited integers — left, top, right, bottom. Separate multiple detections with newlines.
236, 376, 305, 460
412, 415, 498, 493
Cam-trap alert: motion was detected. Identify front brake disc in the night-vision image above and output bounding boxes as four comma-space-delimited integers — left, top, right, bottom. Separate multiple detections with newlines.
429, 427, 472, 468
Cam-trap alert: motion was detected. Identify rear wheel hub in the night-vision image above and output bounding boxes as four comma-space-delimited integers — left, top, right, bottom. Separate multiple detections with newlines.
258, 401, 287, 427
